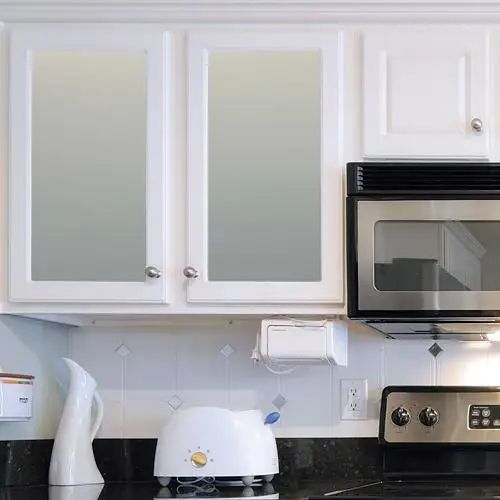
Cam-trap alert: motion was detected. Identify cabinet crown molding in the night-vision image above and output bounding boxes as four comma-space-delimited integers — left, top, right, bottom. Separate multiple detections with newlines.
4, 1, 500, 23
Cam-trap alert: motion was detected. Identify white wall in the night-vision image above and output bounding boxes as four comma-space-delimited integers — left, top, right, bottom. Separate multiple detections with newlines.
66, 320, 500, 439
0, 316, 69, 440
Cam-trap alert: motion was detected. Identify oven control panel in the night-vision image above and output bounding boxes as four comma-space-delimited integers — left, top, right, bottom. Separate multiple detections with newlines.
469, 405, 500, 429
382, 387, 500, 444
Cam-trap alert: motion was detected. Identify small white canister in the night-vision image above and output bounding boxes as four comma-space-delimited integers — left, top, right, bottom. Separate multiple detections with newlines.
0, 373, 34, 421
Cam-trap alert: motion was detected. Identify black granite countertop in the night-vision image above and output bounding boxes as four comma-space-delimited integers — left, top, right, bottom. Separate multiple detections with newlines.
0, 438, 382, 488
10, 478, 500, 500
0, 437, 382, 499
309, 479, 500, 499
0, 478, 378, 500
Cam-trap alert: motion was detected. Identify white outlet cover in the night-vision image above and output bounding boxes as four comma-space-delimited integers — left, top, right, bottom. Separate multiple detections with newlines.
341, 378, 368, 420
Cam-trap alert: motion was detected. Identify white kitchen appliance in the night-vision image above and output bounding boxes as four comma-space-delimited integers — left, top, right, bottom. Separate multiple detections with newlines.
0, 372, 34, 421
258, 319, 348, 366
154, 407, 279, 487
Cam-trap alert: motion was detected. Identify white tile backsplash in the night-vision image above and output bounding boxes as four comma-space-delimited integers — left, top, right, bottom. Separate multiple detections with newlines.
436, 341, 489, 385
70, 328, 123, 392
486, 345, 500, 385
65, 318, 491, 440
383, 340, 435, 386
122, 329, 178, 438
175, 326, 231, 408
279, 364, 333, 437
7, 316, 500, 441
226, 321, 279, 412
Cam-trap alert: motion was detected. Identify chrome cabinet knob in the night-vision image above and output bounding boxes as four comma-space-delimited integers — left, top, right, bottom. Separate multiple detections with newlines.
471, 118, 483, 133
145, 266, 161, 279
183, 266, 199, 279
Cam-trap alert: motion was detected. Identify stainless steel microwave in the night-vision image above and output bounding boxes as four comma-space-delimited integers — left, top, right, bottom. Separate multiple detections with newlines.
347, 162, 500, 339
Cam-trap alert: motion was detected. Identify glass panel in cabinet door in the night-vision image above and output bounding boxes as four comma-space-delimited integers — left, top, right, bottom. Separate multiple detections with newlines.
207, 50, 321, 282
31, 52, 147, 282
374, 220, 500, 292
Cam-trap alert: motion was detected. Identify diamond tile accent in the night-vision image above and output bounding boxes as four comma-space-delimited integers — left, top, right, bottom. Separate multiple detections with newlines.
272, 393, 287, 409
428, 342, 443, 358
168, 395, 183, 410
220, 344, 236, 358
115, 343, 131, 358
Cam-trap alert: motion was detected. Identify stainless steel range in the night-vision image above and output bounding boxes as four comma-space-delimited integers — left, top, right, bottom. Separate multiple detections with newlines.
311, 386, 500, 500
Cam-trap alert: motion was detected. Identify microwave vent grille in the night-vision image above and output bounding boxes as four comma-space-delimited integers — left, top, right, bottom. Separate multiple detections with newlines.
348, 162, 500, 194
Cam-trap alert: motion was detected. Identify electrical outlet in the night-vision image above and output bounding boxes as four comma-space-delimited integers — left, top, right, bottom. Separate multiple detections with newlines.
341, 379, 368, 420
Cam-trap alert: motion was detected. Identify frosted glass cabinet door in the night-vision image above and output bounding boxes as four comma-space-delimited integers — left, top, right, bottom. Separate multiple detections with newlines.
9, 26, 169, 302
186, 32, 344, 303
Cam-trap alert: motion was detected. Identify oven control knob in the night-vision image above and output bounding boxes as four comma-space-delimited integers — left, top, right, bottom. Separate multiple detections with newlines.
391, 407, 411, 426
419, 407, 439, 427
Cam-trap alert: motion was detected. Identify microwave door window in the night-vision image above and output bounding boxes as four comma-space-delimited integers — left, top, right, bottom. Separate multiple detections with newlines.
373, 221, 500, 292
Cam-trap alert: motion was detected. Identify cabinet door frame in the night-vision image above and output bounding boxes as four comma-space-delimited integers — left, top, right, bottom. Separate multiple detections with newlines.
187, 31, 344, 303
9, 25, 169, 303
363, 28, 490, 159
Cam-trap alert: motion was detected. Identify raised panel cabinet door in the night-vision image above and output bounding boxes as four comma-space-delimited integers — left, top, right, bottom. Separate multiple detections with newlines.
186, 32, 344, 303
9, 25, 169, 302
363, 29, 490, 158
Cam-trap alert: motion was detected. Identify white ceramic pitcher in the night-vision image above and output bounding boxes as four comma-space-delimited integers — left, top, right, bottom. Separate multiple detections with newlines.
49, 358, 104, 486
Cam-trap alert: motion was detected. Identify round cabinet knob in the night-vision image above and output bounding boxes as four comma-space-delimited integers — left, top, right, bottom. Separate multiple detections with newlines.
183, 266, 199, 279
191, 451, 207, 468
391, 406, 411, 427
471, 118, 483, 133
145, 266, 161, 279
419, 407, 439, 427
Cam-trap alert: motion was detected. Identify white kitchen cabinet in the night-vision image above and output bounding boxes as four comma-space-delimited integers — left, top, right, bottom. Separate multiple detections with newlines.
363, 29, 490, 158
9, 25, 170, 303
186, 32, 344, 304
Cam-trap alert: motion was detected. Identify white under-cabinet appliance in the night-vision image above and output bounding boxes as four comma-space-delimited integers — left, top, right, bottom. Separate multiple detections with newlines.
154, 407, 279, 486
258, 319, 348, 366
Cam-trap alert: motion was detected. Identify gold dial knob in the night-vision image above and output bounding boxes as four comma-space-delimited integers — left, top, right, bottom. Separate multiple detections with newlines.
191, 452, 207, 468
